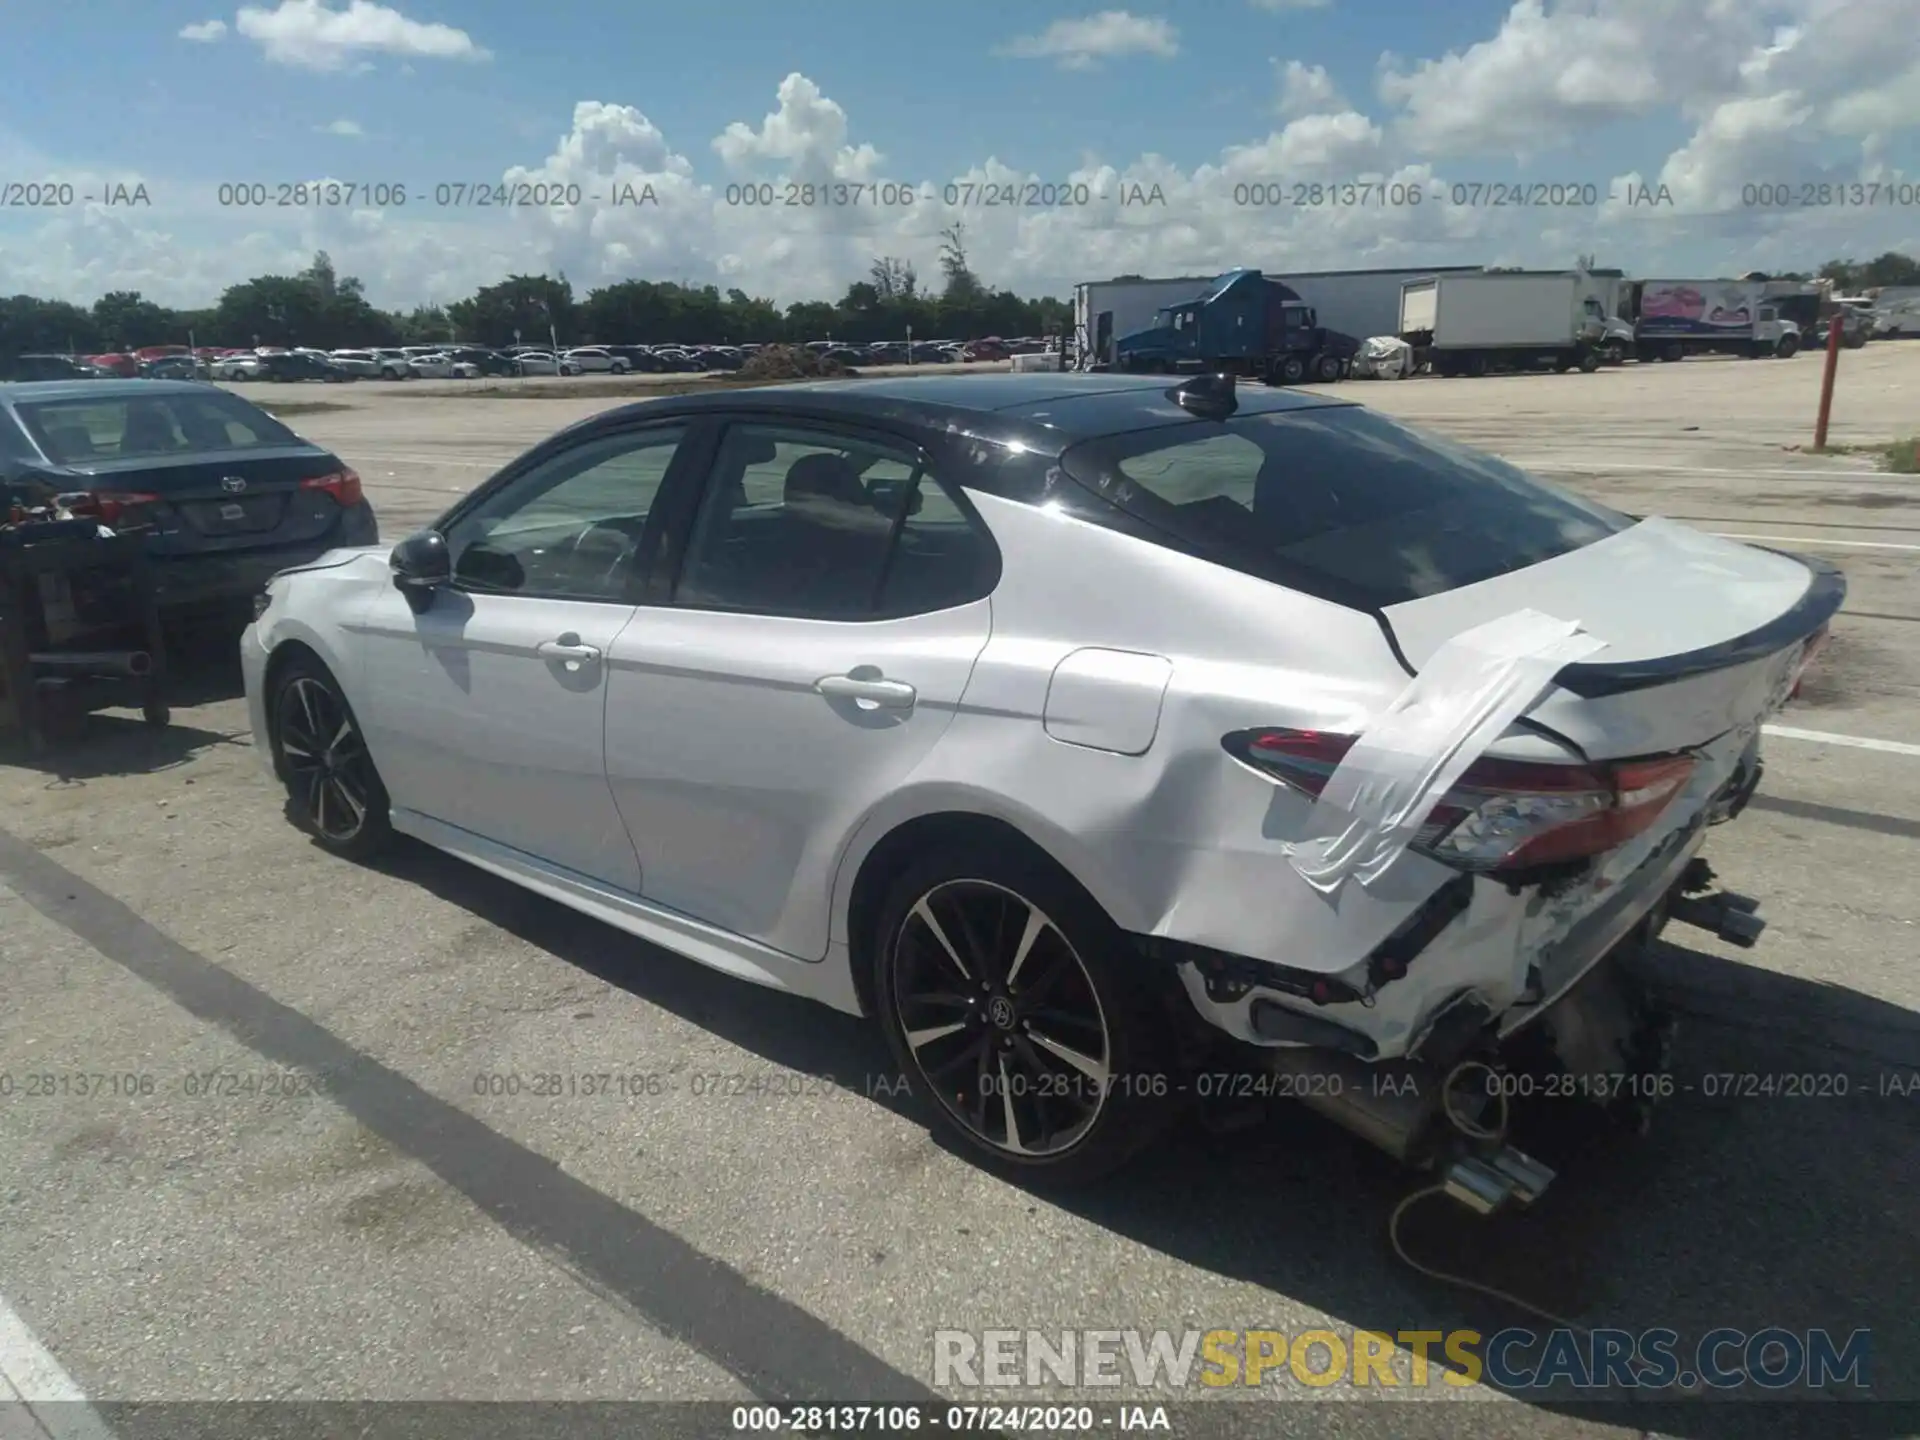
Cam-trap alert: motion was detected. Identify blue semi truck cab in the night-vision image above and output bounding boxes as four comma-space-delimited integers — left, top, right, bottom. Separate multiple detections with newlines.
1111, 269, 1360, 384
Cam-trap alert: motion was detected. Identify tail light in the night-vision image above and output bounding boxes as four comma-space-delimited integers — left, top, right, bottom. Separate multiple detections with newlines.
1787, 624, 1831, 701
1225, 728, 1696, 874
300, 469, 363, 506
78, 490, 161, 525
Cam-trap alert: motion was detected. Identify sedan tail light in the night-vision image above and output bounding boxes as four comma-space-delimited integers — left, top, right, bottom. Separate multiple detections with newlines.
300, 469, 363, 507
1224, 727, 1696, 874
72, 490, 162, 525
1787, 623, 1831, 701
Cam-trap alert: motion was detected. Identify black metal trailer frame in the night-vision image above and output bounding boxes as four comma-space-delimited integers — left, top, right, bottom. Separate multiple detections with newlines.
0, 518, 169, 753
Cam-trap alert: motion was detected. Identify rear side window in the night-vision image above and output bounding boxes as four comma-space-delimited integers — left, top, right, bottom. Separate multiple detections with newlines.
1060, 406, 1632, 607
0, 411, 36, 461
16, 392, 296, 463
674, 423, 996, 620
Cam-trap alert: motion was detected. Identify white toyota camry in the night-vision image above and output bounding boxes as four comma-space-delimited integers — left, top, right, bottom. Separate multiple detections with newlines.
241, 373, 1841, 1195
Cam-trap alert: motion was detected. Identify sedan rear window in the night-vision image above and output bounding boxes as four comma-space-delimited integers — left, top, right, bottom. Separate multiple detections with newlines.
16, 391, 298, 464
1059, 405, 1632, 607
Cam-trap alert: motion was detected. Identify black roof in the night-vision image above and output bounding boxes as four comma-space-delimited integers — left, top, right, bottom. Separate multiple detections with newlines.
601, 372, 1350, 449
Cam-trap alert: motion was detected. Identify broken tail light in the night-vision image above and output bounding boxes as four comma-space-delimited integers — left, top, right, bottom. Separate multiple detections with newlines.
1224, 728, 1696, 874
79, 490, 162, 525
1787, 623, 1831, 701
300, 469, 363, 507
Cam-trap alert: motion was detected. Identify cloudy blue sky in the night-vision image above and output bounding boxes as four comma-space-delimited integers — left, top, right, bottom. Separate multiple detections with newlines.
2, 0, 1916, 308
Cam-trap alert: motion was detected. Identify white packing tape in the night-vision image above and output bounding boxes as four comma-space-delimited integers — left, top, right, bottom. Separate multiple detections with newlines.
1286, 609, 1609, 893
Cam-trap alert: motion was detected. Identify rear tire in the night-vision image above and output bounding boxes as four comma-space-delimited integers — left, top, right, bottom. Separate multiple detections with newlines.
1277, 356, 1307, 385
268, 655, 393, 861
871, 839, 1175, 1186
1314, 353, 1342, 382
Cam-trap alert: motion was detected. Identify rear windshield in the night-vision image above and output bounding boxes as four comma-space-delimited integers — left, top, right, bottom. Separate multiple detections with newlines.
1060, 405, 1632, 608
16, 390, 300, 465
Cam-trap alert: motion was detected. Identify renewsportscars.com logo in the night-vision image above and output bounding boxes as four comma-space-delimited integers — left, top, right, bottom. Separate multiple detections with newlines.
933, 1327, 1871, 1392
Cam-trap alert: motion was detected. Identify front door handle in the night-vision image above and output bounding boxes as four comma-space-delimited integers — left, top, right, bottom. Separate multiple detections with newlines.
816, 673, 917, 710
536, 634, 602, 669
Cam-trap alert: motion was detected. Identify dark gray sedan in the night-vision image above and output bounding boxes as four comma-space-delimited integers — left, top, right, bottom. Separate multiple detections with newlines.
0, 379, 377, 616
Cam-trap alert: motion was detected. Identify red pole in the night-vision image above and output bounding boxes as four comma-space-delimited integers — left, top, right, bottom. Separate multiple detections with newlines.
1813, 310, 1844, 449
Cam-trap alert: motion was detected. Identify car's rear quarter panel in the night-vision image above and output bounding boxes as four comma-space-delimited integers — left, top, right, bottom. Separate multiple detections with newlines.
834, 490, 1464, 974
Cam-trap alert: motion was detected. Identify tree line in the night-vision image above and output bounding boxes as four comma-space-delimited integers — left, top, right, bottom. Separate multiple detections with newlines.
2, 225, 1072, 355
5, 237, 1915, 358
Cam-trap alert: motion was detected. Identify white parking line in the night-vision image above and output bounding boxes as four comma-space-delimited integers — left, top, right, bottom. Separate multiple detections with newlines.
1528, 463, 1883, 480
0, 1294, 113, 1440
1763, 725, 1920, 757
364, 454, 499, 469
1713, 533, 1920, 551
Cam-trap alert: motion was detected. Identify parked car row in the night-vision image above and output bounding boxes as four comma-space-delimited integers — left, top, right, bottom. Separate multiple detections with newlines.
5, 334, 1047, 389
792, 337, 1052, 365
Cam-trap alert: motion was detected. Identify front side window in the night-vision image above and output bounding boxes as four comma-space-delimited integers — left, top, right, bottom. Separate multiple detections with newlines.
1060, 405, 1632, 607
441, 425, 689, 602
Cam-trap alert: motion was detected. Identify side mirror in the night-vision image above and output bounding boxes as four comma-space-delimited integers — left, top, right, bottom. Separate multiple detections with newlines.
390, 529, 451, 592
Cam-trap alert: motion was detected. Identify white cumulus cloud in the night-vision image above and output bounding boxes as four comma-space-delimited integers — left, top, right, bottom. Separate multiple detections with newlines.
1276, 59, 1345, 117
1377, 0, 1764, 159
233, 0, 489, 72
712, 73, 882, 183
178, 19, 227, 41
997, 12, 1179, 70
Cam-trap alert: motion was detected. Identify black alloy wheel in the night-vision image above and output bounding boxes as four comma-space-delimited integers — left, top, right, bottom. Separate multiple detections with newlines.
873, 844, 1175, 1183
893, 879, 1112, 1158
272, 660, 392, 858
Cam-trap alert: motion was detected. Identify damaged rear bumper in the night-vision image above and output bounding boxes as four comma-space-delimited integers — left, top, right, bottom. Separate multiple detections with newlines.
1151, 813, 1772, 1210
1158, 812, 1709, 1062
1152, 720, 1770, 1063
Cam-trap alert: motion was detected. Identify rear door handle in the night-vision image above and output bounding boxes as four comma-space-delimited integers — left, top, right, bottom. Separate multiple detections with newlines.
536, 634, 602, 669
816, 673, 917, 709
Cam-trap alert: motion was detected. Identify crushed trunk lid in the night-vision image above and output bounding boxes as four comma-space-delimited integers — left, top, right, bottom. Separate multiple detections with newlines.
1380, 517, 1844, 759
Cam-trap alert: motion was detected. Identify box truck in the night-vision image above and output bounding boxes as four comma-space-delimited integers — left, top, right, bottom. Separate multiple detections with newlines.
1397, 273, 1631, 376
1868, 287, 1920, 339
1624, 280, 1803, 360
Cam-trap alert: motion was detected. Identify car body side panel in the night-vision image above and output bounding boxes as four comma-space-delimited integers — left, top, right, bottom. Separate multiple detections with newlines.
1042, 648, 1174, 755
829, 492, 1467, 975
352, 584, 644, 892
603, 599, 992, 960
242, 548, 388, 777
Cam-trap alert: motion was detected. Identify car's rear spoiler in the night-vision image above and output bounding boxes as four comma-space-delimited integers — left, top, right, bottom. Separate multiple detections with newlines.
1553, 550, 1845, 698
